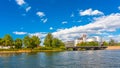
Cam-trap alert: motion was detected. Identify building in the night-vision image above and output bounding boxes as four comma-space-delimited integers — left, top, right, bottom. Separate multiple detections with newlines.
74, 34, 102, 46
74, 34, 87, 46
64, 34, 102, 47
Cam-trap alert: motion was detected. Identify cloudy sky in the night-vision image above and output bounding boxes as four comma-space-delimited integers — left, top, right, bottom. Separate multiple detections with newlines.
0, 0, 120, 42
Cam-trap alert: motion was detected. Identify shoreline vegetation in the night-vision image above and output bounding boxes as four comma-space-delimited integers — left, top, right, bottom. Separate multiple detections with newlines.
0, 33, 120, 53
0, 47, 66, 53
0, 49, 65, 53
0, 33, 66, 53
0, 46, 120, 53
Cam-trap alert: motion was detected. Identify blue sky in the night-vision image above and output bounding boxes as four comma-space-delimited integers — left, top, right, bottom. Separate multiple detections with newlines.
0, 0, 120, 42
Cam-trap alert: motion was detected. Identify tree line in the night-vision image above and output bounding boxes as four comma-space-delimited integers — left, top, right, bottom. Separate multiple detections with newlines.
0, 33, 65, 49
77, 39, 120, 46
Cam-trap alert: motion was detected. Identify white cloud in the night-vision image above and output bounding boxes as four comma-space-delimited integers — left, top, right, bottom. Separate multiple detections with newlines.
50, 27, 53, 30
62, 21, 68, 24
118, 6, 120, 10
108, 34, 120, 42
80, 8, 104, 16
15, 0, 31, 12
16, 0, 25, 6
52, 13, 120, 41
13, 31, 27, 35
42, 18, 48, 23
26, 6, 31, 12
29, 32, 47, 38
36, 12, 48, 23
36, 12, 45, 18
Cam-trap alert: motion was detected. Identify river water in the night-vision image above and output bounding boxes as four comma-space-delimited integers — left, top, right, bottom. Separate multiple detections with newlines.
0, 50, 120, 68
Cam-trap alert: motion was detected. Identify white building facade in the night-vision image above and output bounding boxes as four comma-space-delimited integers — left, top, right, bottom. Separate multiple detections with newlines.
74, 34, 101, 46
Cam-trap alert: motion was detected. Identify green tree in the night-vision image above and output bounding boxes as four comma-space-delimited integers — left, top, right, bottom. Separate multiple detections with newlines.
23, 35, 40, 49
31, 36, 41, 47
14, 38, 22, 49
52, 38, 63, 48
23, 36, 31, 48
44, 33, 53, 47
0, 38, 3, 45
3, 34, 13, 46
77, 42, 87, 46
87, 41, 98, 46
109, 39, 115, 46
103, 41, 109, 46
77, 41, 99, 46
52, 38, 58, 48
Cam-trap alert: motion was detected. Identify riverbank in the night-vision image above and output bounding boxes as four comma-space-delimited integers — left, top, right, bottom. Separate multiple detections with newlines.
0, 49, 65, 53
0, 46, 120, 53
106, 46, 120, 50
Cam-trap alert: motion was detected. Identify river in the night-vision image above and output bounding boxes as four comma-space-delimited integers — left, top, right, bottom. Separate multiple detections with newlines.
0, 50, 120, 68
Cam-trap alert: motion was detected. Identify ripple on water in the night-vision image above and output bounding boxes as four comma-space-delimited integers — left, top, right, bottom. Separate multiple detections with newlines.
0, 50, 120, 68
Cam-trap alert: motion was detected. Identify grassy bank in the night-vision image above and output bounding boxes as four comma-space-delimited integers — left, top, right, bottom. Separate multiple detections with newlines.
0, 47, 65, 53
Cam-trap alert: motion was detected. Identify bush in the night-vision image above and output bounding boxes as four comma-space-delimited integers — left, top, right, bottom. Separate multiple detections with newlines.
59, 46, 66, 50
77, 41, 99, 46
39, 47, 53, 50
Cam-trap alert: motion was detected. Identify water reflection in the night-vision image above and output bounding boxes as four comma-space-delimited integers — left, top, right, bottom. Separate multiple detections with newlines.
0, 50, 120, 68
0, 53, 22, 57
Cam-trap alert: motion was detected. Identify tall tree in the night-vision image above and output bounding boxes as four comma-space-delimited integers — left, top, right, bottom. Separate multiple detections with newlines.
23, 36, 31, 48
44, 33, 53, 47
14, 38, 22, 49
52, 38, 65, 48
3, 34, 13, 46
31, 36, 41, 47
52, 38, 59, 48
0, 38, 3, 45
109, 39, 115, 46
23, 35, 40, 49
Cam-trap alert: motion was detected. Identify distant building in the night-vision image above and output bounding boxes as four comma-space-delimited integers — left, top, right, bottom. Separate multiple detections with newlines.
64, 34, 102, 47
74, 34, 87, 46
74, 34, 102, 46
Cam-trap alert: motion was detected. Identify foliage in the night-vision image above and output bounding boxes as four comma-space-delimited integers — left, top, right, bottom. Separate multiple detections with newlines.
23, 36, 31, 48
14, 38, 22, 49
44, 33, 53, 47
87, 41, 98, 46
2, 34, 13, 46
44, 33, 65, 48
0, 33, 65, 50
77, 42, 87, 46
103, 41, 109, 46
38, 46, 53, 50
31, 36, 41, 47
52, 38, 65, 48
77, 41, 99, 46
0, 38, 3, 45
23, 35, 41, 49
109, 39, 116, 46
67, 48, 73, 51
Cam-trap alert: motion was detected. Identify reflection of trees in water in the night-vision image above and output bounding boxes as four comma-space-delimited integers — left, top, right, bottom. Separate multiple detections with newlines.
44, 52, 61, 56
0, 53, 22, 57
27, 52, 38, 55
